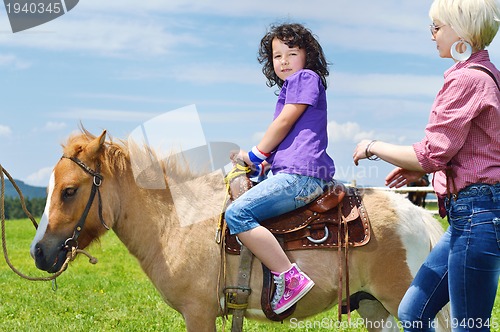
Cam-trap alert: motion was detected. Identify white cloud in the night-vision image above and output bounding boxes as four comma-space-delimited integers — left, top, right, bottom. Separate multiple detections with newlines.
74, 0, 436, 57
0, 16, 192, 58
0, 1, 435, 60
74, 93, 171, 104
1, 0, 498, 62
327, 120, 420, 148
0, 125, 12, 137
331, 72, 443, 98
0, 54, 31, 70
42, 122, 67, 131
25, 167, 52, 187
77, 1, 429, 26
52, 109, 160, 122
169, 63, 263, 85
328, 95, 434, 138
328, 121, 374, 143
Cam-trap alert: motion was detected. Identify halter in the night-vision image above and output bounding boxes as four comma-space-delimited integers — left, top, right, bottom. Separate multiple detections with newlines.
61, 156, 109, 251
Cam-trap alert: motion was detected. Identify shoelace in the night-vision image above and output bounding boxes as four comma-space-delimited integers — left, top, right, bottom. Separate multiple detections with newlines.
271, 274, 285, 306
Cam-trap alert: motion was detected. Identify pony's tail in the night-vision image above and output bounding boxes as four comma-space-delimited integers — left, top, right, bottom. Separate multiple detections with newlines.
422, 212, 445, 249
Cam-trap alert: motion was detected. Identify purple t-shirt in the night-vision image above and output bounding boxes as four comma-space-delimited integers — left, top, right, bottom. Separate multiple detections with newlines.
269, 69, 335, 181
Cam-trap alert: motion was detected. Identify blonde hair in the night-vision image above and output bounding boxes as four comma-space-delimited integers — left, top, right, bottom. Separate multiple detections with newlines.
429, 0, 500, 50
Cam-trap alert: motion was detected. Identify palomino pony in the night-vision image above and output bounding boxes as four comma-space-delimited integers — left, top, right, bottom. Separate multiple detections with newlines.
30, 130, 449, 331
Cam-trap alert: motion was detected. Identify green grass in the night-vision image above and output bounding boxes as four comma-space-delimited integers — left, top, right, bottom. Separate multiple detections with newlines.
1, 218, 498, 331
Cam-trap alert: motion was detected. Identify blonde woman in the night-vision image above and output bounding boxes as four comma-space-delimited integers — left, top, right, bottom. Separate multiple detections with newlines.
353, 0, 500, 330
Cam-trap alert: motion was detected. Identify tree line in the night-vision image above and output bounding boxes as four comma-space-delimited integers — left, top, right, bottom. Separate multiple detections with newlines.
2, 197, 45, 220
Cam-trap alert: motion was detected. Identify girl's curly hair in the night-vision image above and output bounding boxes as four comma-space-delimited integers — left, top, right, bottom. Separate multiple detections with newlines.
258, 23, 330, 90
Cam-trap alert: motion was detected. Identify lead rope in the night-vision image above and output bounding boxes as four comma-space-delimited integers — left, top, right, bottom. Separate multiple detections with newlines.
0, 164, 97, 282
215, 163, 251, 244
0, 164, 37, 229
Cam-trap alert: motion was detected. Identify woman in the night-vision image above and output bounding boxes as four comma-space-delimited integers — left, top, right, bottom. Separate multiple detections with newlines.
353, 0, 500, 330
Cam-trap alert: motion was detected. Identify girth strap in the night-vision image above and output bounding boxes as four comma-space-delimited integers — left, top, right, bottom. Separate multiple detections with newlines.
337, 202, 351, 321
227, 246, 253, 332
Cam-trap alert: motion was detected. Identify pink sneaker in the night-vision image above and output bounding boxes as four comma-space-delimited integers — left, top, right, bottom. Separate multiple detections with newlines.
271, 263, 315, 314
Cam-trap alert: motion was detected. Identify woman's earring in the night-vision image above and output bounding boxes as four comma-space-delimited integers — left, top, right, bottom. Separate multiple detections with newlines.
450, 40, 472, 61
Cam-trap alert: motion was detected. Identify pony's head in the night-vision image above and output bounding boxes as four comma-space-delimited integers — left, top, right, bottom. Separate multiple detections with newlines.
30, 129, 116, 273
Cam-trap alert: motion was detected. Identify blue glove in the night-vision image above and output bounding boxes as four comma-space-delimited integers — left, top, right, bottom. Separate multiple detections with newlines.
248, 146, 270, 166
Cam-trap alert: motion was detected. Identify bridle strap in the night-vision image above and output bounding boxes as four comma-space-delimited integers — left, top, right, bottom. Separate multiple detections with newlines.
62, 156, 109, 250
66, 156, 103, 181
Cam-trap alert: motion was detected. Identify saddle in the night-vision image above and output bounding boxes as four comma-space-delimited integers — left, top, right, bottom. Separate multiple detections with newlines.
225, 181, 371, 254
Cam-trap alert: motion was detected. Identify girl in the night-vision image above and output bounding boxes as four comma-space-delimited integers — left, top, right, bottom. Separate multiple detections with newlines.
225, 23, 335, 314
353, 0, 500, 330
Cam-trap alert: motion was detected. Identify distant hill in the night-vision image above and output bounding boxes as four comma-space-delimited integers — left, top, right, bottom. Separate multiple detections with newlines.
2, 179, 46, 199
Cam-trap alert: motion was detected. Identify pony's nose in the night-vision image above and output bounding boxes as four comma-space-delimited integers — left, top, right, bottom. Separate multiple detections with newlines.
32, 242, 51, 271
32, 243, 43, 260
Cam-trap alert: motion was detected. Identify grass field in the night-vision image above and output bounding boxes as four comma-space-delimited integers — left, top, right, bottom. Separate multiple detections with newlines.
1, 218, 498, 331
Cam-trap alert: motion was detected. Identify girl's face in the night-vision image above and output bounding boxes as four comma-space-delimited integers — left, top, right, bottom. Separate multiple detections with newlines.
430, 20, 461, 60
272, 38, 306, 81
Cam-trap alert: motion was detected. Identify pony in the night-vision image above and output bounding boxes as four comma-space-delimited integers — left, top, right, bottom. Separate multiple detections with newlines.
30, 129, 449, 331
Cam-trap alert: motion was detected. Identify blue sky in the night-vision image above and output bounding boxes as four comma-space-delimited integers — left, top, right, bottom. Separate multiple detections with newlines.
1, 0, 500, 188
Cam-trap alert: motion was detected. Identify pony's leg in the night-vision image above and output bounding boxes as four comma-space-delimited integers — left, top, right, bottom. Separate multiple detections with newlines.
356, 299, 400, 332
182, 310, 217, 332
184, 318, 216, 332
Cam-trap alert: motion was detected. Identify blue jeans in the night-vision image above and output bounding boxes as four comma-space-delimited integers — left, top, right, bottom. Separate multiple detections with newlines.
398, 183, 500, 331
225, 173, 329, 235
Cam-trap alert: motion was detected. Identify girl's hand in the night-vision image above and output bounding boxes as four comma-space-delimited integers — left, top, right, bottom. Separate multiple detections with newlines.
230, 149, 251, 166
385, 167, 426, 188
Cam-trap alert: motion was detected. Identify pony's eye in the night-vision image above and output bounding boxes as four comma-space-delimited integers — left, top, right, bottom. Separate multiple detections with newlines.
62, 187, 77, 200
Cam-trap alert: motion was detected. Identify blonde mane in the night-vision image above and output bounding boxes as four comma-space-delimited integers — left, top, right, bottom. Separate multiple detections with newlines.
62, 128, 200, 185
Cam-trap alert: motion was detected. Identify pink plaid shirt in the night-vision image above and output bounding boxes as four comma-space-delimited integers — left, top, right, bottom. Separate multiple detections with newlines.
413, 50, 500, 197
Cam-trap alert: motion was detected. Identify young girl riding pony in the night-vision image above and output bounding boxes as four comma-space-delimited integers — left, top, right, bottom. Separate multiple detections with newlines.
225, 23, 335, 314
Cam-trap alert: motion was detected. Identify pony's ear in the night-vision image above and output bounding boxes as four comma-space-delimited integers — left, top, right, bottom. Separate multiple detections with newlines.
85, 130, 107, 158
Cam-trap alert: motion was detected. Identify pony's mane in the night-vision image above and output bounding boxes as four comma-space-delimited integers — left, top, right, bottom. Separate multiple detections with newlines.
62, 128, 199, 183
62, 128, 129, 174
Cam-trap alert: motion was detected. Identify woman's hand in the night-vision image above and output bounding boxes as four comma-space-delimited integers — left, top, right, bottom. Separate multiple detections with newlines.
353, 139, 375, 166
385, 167, 427, 188
353, 140, 425, 172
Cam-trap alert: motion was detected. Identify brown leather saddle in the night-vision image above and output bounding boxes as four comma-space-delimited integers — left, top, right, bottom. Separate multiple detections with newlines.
225, 180, 371, 254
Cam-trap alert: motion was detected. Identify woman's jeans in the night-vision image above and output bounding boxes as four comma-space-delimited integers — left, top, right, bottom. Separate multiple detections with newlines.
225, 173, 329, 235
398, 183, 500, 331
